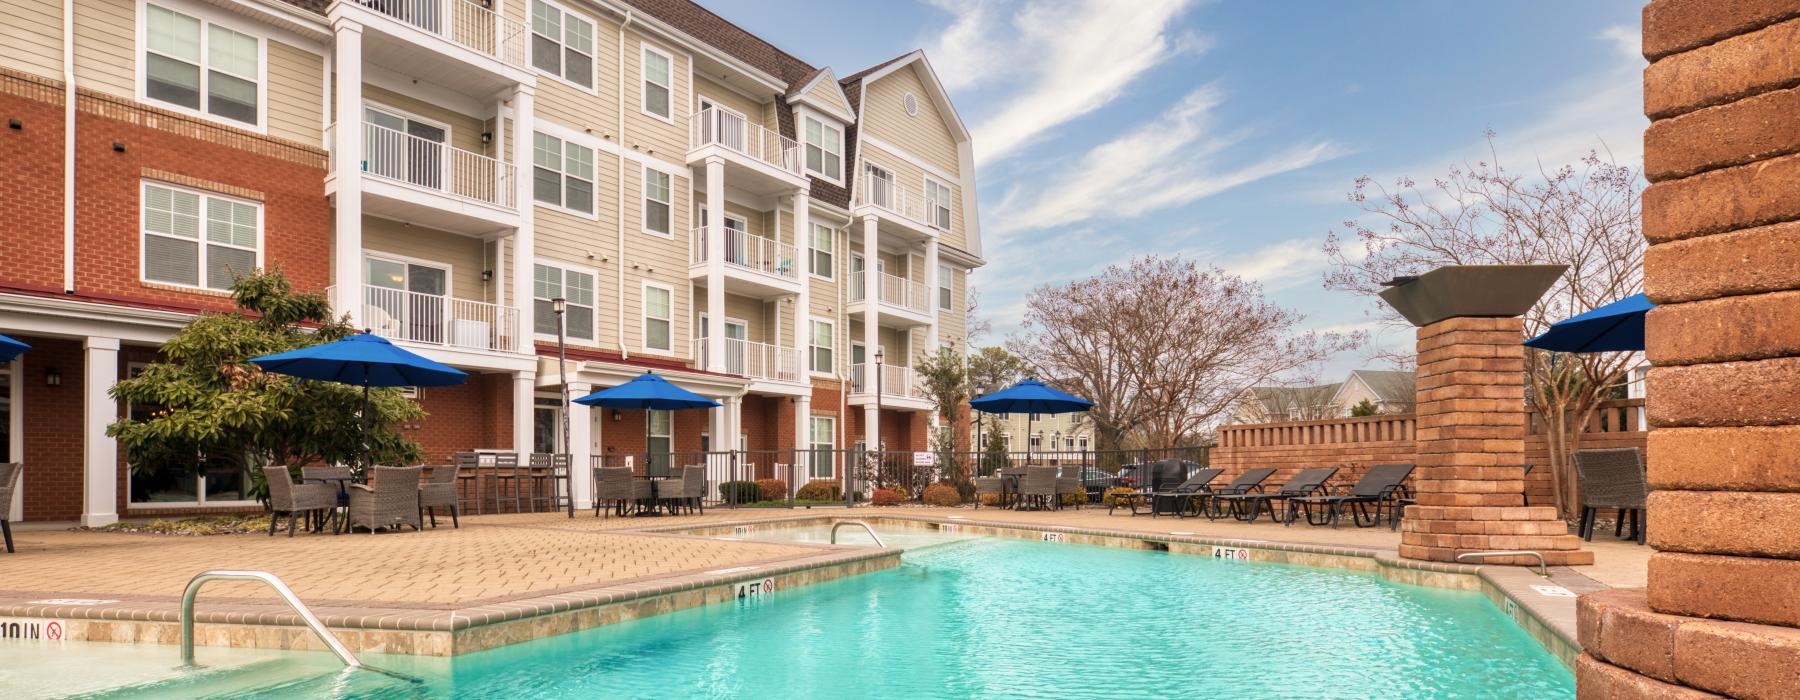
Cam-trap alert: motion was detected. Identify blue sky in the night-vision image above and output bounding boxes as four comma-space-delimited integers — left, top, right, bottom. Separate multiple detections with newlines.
704, 0, 1647, 379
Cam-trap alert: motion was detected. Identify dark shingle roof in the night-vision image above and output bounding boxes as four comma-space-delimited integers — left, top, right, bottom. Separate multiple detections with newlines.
1351, 370, 1416, 407
615, 0, 816, 84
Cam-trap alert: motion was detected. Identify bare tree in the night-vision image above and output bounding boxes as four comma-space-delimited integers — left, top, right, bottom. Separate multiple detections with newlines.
1323, 133, 1644, 518
1010, 257, 1356, 450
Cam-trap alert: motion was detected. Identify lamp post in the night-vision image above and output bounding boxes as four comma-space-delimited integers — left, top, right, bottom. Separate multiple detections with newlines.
553, 297, 571, 517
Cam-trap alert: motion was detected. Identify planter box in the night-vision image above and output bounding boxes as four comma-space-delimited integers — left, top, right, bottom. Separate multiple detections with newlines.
1378, 265, 1566, 327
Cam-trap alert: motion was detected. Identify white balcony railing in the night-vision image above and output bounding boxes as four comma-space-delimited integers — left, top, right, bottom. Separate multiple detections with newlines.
850, 363, 927, 400
850, 271, 931, 315
353, 0, 530, 70
690, 107, 802, 176
863, 176, 950, 231
689, 227, 800, 279
362, 121, 516, 210
693, 338, 803, 382
344, 284, 521, 353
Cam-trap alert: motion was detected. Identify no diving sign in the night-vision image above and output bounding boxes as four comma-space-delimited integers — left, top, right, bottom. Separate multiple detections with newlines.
736, 578, 777, 600
1210, 546, 1251, 561
0, 618, 64, 644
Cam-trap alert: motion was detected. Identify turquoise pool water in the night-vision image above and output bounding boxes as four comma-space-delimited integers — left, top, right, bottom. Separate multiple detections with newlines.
21, 529, 1573, 699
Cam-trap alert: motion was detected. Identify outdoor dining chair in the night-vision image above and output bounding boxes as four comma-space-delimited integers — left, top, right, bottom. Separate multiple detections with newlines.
263, 465, 339, 537
420, 464, 461, 528
1019, 466, 1060, 510
347, 466, 424, 533
972, 477, 1005, 509
669, 465, 707, 515
593, 466, 652, 518
1055, 467, 1085, 509
1574, 448, 1648, 544
0, 463, 21, 553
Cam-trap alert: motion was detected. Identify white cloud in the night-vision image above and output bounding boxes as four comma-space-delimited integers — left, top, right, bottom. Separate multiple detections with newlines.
1217, 238, 1332, 291
988, 85, 1340, 234
924, 0, 1201, 163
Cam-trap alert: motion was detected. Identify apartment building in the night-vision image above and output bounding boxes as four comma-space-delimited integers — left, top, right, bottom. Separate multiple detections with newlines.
0, 0, 984, 525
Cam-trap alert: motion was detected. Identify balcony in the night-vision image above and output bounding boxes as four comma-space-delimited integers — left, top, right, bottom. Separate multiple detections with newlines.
688, 226, 803, 298
854, 177, 948, 242
331, 120, 520, 235
339, 284, 522, 355
848, 363, 931, 410
848, 271, 934, 328
688, 107, 808, 197
693, 338, 804, 384
332, 0, 534, 95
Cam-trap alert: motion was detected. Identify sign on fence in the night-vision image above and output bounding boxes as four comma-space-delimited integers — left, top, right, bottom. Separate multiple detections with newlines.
913, 451, 936, 466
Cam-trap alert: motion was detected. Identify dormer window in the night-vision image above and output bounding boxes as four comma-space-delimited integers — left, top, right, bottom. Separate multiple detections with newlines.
803, 115, 842, 182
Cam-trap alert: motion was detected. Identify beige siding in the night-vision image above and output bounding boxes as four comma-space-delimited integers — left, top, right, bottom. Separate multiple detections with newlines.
862, 65, 959, 176
621, 162, 692, 358
2, 0, 63, 79
532, 149, 623, 351
72, 0, 133, 99
859, 140, 965, 250
361, 217, 490, 303
695, 76, 766, 130
268, 41, 324, 145
621, 31, 689, 160
506, 0, 622, 134
364, 84, 489, 155
797, 75, 851, 118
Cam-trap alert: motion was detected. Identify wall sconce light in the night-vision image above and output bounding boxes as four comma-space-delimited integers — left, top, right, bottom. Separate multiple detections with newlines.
481, 131, 493, 144
612, 410, 623, 422
8, 119, 21, 130
45, 367, 61, 386
112, 141, 126, 152
481, 270, 493, 282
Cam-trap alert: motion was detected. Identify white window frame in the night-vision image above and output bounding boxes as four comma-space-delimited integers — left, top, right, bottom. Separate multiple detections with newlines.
800, 109, 844, 185
641, 166, 673, 238
639, 42, 675, 123
529, 0, 597, 92
809, 223, 835, 280
136, 0, 268, 132
531, 131, 598, 218
938, 264, 954, 311
532, 260, 598, 343
808, 414, 836, 479
924, 175, 953, 230
808, 317, 835, 377
139, 180, 263, 293
640, 280, 675, 354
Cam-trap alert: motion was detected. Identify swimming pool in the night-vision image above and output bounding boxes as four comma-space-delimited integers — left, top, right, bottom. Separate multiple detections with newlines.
16, 528, 1573, 698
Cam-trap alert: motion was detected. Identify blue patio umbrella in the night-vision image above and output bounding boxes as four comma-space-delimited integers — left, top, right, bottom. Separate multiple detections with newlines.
0, 333, 30, 363
575, 372, 721, 474
1523, 293, 1653, 353
970, 379, 1093, 462
251, 332, 467, 467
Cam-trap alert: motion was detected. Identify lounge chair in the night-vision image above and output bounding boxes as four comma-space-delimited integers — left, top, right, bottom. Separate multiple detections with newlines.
1197, 468, 1277, 520
593, 466, 651, 518
0, 463, 21, 553
346, 466, 424, 533
1210, 467, 1337, 523
419, 464, 461, 528
1143, 468, 1224, 518
263, 465, 338, 537
1289, 464, 1415, 527
1575, 448, 1648, 544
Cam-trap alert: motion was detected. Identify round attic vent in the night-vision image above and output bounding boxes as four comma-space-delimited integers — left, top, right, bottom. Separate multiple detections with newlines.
903, 92, 919, 116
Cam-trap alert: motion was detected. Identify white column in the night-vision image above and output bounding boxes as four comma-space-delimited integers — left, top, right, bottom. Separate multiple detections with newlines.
509, 84, 536, 346
567, 381, 592, 509
861, 215, 880, 452
924, 239, 941, 350
794, 395, 812, 452
512, 371, 536, 453
81, 337, 119, 527
792, 191, 811, 388
704, 157, 727, 373
725, 395, 743, 451
330, 20, 364, 327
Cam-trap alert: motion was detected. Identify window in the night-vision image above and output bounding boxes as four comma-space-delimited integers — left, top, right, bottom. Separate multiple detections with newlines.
803, 115, 842, 181
809, 319, 834, 374
532, 132, 594, 214
925, 177, 953, 230
809, 415, 835, 478
530, 0, 593, 88
809, 223, 834, 279
533, 396, 562, 454
641, 44, 672, 120
1029, 434, 1042, 451
641, 283, 672, 352
141, 182, 259, 291
144, 4, 261, 126
533, 262, 595, 340
642, 168, 672, 235
1078, 437, 1089, 452
938, 264, 954, 310
126, 362, 252, 505
647, 409, 673, 475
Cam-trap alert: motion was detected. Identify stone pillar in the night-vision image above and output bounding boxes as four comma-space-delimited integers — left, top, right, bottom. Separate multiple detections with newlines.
329, 19, 363, 327
1399, 317, 1593, 565
81, 337, 119, 527
1578, 4, 1800, 697
567, 381, 592, 509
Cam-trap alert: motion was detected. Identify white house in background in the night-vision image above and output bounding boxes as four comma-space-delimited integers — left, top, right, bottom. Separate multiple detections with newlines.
1232, 369, 1417, 424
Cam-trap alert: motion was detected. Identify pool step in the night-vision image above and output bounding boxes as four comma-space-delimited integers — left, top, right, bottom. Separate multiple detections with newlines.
69, 659, 416, 699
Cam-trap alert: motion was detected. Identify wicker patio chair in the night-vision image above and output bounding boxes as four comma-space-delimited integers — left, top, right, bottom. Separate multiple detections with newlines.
972, 477, 1005, 510
346, 466, 424, 533
593, 467, 651, 519
419, 465, 461, 528
669, 465, 707, 515
263, 465, 338, 537
1019, 466, 1060, 511
0, 463, 21, 553
1055, 467, 1086, 510
1575, 448, 1648, 544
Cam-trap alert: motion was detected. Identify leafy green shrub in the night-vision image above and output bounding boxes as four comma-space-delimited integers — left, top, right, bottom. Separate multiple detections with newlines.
754, 478, 789, 502
795, 480, 841, 501
1102, 487, 1139, 508
719, 480, 760, 503
871, 487, 906, 506
922, 483, 962, 507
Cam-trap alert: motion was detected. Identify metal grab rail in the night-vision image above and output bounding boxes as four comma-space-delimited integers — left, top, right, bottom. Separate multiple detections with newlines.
1456, 551, 1550, 577
830, 520, 887, 548
181, 570, 362, 669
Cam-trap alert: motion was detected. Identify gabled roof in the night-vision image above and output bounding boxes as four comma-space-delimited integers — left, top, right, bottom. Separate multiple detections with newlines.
1247, 384, 1342, 417
837, 50, 969, 143
785, 67, 856, 124
1343, 370, 1416, 407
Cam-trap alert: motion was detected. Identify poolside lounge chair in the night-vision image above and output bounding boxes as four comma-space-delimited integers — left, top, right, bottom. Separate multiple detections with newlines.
1198, 468, 1277, 521
263, 465, 338, 537
1289, 464, 1414, 527
1145, 468, 1224, 518
0, 463, 21, 553
419, 464, 461, 528
1210, 467, 1337, 524
593, 467, 651, 518
346, 466, 424, 533
1574, 448, 1648, 544
1018, 466, 1060, 510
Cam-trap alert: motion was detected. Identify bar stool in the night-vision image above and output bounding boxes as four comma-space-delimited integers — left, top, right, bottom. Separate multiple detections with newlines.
489, 452, 522, 513
528, 453, 571, 513
454, 452, 484, 515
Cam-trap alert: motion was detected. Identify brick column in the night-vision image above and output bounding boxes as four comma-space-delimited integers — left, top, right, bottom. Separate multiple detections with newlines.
1399, 317, 1593, 565
1578, 3, 1800, 697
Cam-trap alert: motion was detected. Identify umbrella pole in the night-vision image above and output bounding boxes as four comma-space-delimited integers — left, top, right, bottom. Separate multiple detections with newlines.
361, 384, 373, 477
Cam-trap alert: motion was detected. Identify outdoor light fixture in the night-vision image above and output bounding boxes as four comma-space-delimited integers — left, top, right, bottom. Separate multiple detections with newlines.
481, 270, 493, 282
44, 367, 60, 386
612, 409, 623, 422
481, 131, 493, 144
551, 296, 571, 516
873, 347, 884, 365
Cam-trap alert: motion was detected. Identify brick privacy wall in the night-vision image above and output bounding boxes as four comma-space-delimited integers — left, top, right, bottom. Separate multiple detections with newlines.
17, 337, 84, 521
1578, 4, 1800, 698
406, 373, 514, 463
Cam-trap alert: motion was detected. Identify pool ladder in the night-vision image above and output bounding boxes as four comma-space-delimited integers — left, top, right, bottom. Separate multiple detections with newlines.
181, 569, 361, 669
830, 520, 887, 548
1456, 551, 1550, 577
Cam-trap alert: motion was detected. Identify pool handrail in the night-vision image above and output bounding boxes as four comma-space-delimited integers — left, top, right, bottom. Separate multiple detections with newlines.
1456, 551, 1550, 577
181, 569, 362, 669
830, 520, 887, 548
